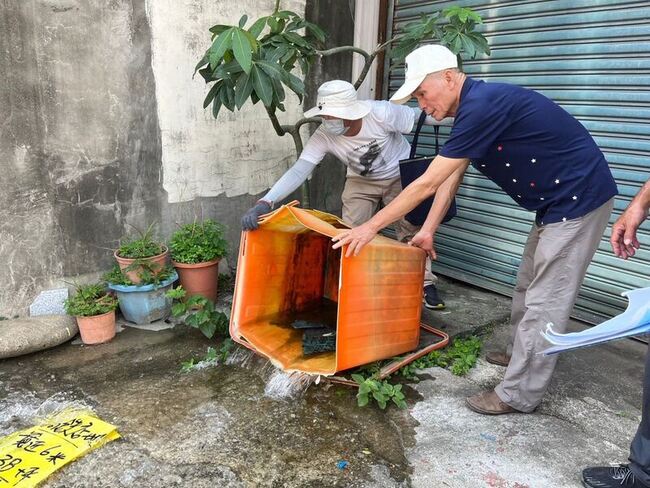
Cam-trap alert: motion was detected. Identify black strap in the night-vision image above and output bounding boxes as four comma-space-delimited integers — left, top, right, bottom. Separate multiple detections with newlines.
409, 110, 440, 159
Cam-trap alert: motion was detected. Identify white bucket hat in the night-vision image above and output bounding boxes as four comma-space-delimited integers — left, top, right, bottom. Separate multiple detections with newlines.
304, 80, 371, 120
390, 45, 458, 105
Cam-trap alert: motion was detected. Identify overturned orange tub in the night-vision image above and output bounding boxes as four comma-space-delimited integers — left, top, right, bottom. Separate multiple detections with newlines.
230, 203, 426, 376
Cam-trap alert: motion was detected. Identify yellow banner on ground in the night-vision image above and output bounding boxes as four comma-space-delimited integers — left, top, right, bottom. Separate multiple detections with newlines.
0, 409, 120, 487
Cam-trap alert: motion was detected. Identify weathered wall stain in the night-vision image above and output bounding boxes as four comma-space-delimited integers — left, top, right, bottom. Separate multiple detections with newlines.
0, 0, 353, 315
0, 0, 163, 314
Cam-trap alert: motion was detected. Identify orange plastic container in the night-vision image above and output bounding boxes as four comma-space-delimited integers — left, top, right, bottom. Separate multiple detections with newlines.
230, 203, 426, 376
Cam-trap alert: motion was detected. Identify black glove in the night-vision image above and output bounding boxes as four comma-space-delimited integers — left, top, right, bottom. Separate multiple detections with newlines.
241, 201, 272, 230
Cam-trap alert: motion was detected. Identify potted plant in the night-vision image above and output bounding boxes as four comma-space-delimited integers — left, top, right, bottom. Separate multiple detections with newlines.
104, 265, 178, 325
169, 219, 228, 301
114, 222, 168, 285
64, 283, 119, 345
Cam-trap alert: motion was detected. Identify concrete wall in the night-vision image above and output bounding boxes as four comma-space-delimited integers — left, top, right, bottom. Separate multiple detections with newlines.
0, 0, 164, 315
0, 0, 356, 316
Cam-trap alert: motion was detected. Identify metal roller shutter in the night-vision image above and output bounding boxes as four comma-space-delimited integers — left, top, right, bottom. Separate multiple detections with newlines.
385, 0, 650, 323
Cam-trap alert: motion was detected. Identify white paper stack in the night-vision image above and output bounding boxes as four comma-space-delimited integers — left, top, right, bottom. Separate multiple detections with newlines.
541, 286, 650, 356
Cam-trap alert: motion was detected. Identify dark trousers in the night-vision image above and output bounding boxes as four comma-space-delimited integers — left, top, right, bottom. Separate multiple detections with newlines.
629, 343, 650, 486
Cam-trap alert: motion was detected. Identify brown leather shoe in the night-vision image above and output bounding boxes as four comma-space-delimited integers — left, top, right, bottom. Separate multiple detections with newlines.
465, 390, 522, 415
485, 351, 511, 367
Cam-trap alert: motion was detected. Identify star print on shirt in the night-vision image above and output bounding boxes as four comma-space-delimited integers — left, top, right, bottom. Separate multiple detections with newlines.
531, 158, 537, 163
555, 179, 560, 184
572, 195, 578, 200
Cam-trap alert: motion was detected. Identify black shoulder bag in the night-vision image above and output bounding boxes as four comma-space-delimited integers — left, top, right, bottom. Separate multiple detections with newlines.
398, 111, 457, 226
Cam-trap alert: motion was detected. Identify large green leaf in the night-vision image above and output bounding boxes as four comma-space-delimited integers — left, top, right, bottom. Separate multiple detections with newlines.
251, 64, 273, 106
209, 24, 231, 35
283, 31, 308, 48
198, 66, 215, 83
209, 28, 234, 69
234, 72, 253, 109
305, 22, 326, 43
285, 72, 304, 99
214, 59, 244, 79
203, 81, 221, 109
256, 59, 288, 82
270, 76, 285, 104
248, 16, 268, 38
266, 44, 289, 63
232, 28, 253, 74
459, 34, 476, 59
194, 53, 209, 77
223, 82, 236, 111
268, 16, 285, 34
211, 93, 223, 119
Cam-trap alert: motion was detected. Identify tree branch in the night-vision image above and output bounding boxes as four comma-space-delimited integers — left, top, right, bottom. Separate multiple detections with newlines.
316, 46, 370, 64
265, 106, 286, 136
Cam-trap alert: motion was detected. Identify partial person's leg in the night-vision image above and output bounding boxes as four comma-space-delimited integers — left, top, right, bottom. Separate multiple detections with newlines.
493, 199, 613, 412
628, 343, 650, 485
583, 345, 650, 488
487, 227, 539, 367
341, 175, 382, 226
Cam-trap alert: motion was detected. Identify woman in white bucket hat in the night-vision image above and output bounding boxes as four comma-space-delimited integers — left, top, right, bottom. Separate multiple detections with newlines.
241, 79, 453, 309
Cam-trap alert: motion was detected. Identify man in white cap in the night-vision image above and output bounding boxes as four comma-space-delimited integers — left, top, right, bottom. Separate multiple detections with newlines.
332, 45, 618, 415
241, 79, 452, 309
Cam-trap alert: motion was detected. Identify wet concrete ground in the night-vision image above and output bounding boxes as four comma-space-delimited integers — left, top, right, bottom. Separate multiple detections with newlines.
0, 276, 643, 487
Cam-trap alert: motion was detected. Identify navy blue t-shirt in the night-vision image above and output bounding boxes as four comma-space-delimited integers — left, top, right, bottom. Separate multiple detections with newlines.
440, 77, 617, 225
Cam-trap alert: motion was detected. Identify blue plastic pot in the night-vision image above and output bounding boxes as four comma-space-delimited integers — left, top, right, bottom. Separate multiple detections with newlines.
108, 272, 178, 325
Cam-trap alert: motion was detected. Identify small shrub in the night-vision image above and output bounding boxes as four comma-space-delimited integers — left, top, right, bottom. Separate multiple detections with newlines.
352, 374, 406, 410
179, 339, 235, 373
398, 335, 482, 378
64, 283, 118, 317
116, 222, 165, 259
169, 219, 228, 264
166, 286, 229, 339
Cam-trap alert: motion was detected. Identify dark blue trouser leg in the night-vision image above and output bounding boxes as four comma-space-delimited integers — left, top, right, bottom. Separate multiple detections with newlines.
629, 343, 650, 486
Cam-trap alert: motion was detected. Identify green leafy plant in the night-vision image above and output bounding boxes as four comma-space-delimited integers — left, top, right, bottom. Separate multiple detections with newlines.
352, 374, 406, 410
166, 286, 229, 339
398, 335, 482, 378
116, 222, 165, 259
103, 264, 176, 287
391, 6, 490, 66
180, 339, 235, 373
169, 219, 228, 264
64, 283, 118, 317
195, 8, 324, 118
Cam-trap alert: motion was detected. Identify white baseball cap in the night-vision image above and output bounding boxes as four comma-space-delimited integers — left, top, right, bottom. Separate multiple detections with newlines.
304, 80, 371, 120
390, 44, 458, 105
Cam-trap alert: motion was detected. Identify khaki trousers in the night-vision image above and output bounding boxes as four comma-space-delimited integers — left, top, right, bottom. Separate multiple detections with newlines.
341, 174, 436, 286
495, 198, 614, 412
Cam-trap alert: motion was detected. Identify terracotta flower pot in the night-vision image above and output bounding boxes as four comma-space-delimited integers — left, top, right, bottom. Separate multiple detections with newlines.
114, 247, 169, 285
76, 310, 116, 345
172, 258, 220, 302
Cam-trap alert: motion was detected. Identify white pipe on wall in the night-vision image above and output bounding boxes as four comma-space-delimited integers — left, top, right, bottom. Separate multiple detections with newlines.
352, 0, 380, 100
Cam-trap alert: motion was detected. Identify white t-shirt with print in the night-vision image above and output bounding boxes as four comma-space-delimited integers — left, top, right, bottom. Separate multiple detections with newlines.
299, 100, 414, 180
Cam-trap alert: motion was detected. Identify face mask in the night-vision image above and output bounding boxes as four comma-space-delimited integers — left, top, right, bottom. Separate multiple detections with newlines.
321, 118, 348, 136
